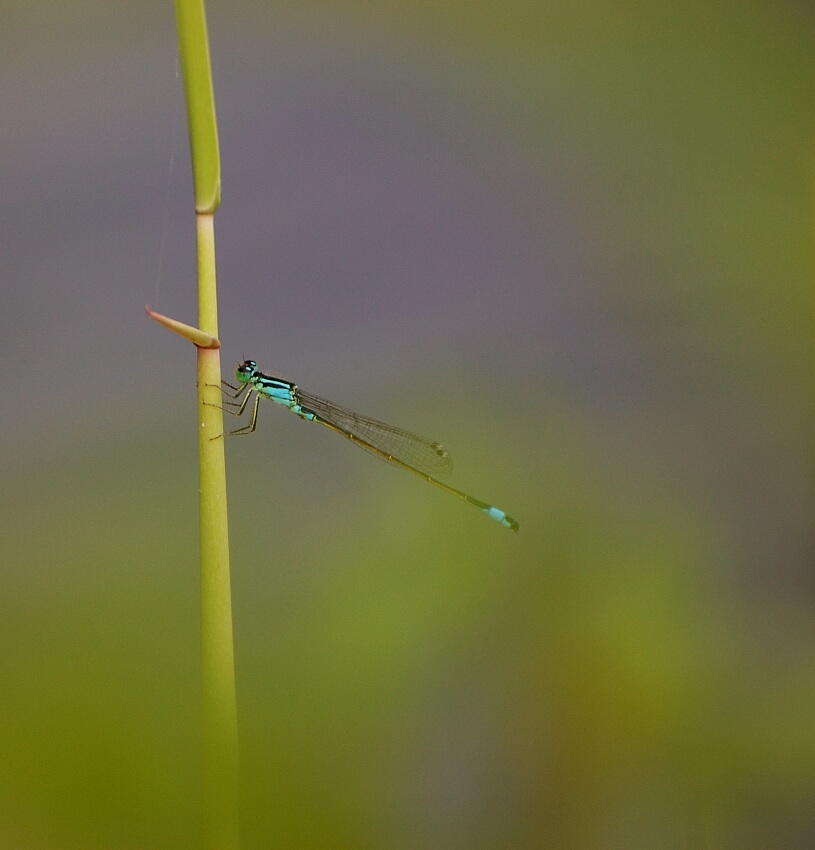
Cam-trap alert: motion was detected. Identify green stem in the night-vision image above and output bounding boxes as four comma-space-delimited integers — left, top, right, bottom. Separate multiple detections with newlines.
172, 0, 239, 846
196, 215, 239, 850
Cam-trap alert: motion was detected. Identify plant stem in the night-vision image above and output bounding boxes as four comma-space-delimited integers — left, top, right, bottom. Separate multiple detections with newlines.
173, 0, 239, 846
196, 214, 239, 850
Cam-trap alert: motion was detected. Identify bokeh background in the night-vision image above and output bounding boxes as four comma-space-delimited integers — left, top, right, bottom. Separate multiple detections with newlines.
2, 1, 814, 847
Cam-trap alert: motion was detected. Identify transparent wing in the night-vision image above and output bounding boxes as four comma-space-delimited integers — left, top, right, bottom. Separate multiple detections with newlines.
297, 389, 454, 478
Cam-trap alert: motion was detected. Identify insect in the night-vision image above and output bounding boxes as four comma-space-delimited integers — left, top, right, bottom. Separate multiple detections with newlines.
215, 360, 519, 531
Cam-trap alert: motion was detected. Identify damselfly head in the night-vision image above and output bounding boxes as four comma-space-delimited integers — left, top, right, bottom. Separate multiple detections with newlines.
236, 360, 258, 382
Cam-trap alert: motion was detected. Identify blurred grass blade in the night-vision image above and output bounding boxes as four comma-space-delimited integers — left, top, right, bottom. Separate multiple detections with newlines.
174, 0, 221, 213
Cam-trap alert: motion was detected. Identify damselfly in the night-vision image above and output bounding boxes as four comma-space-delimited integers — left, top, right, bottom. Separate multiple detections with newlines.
216, 360, 519, 531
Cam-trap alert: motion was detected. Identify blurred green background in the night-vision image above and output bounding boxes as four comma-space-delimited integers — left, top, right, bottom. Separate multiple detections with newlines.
2, 1, 814, 847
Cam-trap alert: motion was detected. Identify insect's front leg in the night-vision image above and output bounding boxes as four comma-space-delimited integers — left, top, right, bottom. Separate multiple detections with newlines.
206, 379, 244, 398
205, 381, 251, 414
224, 393, 261, 436
220, 379, 243, 397
208, 388, 260, 440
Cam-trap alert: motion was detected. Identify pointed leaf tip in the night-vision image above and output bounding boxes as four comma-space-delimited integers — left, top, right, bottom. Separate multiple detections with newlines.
145, 305, 220, 349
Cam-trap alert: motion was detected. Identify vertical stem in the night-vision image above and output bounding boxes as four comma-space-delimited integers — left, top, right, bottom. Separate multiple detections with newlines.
175, 0, 239, 850
196, 213, 239, 849
173, 1, 237, 843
